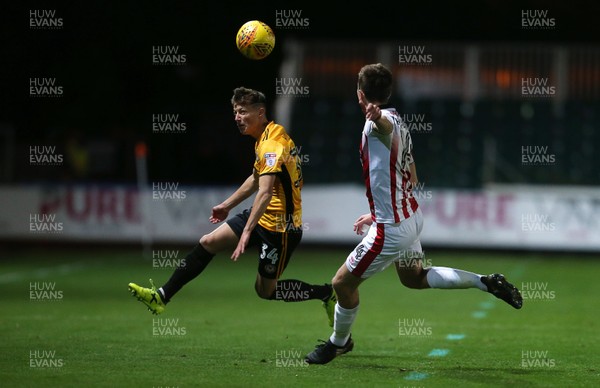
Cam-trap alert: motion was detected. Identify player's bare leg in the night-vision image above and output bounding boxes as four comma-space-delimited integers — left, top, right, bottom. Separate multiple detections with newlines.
332, 264, 363, 309
395, 253, 487, 291
395, 255, 428, 289
394, 254, 523, 309
199, 223, 240, 253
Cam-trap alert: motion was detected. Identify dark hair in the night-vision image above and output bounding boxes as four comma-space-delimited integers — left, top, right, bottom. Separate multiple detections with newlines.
231, 87, 266, 106
357, 63, 393, 103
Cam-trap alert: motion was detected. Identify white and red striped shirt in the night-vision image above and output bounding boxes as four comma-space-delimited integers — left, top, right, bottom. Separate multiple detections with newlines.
359, 107, 419, 224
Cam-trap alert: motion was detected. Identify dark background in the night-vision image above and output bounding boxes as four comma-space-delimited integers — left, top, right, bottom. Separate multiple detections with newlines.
2, 1, 599, 185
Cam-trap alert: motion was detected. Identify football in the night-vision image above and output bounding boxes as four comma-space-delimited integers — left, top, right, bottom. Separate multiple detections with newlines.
235, 20, 275, 60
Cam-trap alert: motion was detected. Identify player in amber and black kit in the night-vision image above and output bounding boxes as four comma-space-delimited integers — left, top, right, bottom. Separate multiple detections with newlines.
129, 87, 336, 326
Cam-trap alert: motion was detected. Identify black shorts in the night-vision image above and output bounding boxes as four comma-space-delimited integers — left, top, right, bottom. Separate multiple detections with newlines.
226, 208, 302, 279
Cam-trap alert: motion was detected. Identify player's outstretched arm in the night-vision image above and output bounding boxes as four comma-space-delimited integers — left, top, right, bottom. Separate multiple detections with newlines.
357, 90, 393, 135
209, 173, 259, 224
231, 173, 275, 261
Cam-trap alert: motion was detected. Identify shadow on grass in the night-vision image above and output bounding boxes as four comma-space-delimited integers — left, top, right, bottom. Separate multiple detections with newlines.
329, 355, 569, 385
430, 365, 568, 387
327, 353, 421, 371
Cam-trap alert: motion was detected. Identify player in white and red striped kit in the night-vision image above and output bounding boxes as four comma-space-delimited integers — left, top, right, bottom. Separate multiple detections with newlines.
305, 63, 522, 365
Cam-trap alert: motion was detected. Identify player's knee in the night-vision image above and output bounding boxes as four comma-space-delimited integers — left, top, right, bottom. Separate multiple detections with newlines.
331, 273, 344, 292
400, 276, 422, 289
199, 234, 214, 250
399, 271, 427, 289
332, 273, 355, 298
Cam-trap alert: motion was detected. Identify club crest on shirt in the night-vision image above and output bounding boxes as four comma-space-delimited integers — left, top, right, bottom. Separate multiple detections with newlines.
264, 152, 277, 167
349, 244, 365, 267
354, 244, 366, 261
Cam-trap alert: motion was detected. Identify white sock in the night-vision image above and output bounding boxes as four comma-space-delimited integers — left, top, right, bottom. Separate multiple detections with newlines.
425, 266, 487, 291
330, 303, 358, 346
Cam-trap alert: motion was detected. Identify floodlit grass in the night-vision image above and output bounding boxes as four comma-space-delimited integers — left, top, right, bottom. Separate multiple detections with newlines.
1, 247, 598, 387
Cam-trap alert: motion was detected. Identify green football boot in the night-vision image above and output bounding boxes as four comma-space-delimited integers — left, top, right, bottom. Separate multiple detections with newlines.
128, 279, 165, 315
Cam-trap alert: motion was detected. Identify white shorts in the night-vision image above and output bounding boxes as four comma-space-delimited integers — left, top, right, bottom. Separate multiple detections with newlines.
345, 208, 424, 279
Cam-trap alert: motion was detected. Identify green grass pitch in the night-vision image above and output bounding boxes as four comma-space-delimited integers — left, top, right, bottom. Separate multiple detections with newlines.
1, 247, 599, 387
